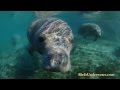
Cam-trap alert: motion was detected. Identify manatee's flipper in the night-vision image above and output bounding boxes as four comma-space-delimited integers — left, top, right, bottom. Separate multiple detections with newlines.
28, 45, 34, 56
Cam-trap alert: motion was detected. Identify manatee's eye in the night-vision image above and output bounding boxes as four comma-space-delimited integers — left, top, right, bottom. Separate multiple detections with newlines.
39, 36, 45, 42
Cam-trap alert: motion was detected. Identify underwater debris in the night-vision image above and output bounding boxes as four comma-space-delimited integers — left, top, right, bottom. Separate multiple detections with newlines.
27, 17, 74, 72
79, 23, 102, 41
11, 34, 21, 48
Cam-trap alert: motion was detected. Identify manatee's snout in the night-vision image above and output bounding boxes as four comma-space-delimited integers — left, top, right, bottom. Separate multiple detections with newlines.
43, 48, 71, 72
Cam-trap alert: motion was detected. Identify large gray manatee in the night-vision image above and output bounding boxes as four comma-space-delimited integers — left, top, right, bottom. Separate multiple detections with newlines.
27, 17, 74, 72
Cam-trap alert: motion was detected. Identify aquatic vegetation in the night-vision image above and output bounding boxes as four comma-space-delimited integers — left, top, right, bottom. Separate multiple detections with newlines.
14, 47, 40, 79
0, 36, 119, 79
0, 49, 18, 79
26, 36, 120, 79
95, 58, 120, 79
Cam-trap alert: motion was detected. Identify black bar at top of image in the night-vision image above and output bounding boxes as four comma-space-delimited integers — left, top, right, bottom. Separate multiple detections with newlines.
0, 0, 119, 11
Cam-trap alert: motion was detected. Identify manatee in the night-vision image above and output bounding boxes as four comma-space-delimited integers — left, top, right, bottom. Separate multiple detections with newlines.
80, 11, 102, 14
27, 17, 74, 72
34, 11, 62, 18
79, 23, 102, 41
79, 11, 102, 18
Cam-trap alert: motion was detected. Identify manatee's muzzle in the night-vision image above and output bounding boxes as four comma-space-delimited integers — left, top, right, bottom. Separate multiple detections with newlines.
42, 48, 71, 72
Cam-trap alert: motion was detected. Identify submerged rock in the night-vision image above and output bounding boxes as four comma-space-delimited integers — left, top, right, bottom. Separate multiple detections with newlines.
79, 23, 102, 41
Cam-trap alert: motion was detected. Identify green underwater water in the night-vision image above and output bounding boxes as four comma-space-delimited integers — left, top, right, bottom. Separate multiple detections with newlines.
0, 11, 120, 79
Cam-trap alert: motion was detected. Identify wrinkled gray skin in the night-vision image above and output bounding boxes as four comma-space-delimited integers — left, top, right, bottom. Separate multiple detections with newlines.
79, 23, 102, 41
27, 17, 74, 72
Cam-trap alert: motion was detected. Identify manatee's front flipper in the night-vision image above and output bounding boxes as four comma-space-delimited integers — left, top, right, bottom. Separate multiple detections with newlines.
28, 45, 34, 56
